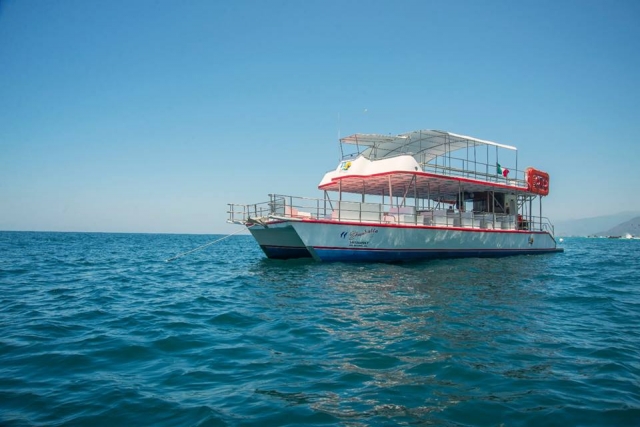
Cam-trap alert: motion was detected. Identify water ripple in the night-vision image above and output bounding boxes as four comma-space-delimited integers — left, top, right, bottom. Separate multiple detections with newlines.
0, 233, 639, 425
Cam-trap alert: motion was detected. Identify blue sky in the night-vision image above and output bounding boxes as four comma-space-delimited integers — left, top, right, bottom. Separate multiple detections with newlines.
1, 0, 639, 234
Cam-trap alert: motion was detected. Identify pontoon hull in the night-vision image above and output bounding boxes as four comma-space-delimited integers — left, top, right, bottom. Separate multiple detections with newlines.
284, 220, 562, 262
248, 222, 312, 259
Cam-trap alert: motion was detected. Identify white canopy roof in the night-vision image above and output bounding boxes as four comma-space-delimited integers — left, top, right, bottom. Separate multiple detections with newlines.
340, 129, 516, 162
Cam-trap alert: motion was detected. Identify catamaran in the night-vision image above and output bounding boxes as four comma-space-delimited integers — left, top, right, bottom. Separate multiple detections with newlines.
228, 129, 563, 262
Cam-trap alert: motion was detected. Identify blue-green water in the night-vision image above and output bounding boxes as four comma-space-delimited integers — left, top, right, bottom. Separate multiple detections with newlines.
1, 232, 638, 426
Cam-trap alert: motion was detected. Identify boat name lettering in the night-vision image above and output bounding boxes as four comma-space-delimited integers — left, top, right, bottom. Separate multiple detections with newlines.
348, 241, 369, 247
349, 228, 378, 238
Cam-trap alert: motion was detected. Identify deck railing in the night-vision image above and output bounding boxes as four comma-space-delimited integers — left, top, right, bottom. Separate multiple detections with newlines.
421, 162, 528, 188
228, 194, 553, 234
333, 152, 529, 189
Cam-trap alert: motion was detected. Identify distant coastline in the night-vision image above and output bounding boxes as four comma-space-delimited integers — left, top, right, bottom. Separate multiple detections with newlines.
555, 211, 640, 237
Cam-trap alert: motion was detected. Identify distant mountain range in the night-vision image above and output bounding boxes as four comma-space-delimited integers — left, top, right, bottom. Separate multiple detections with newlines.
596, 216, 640, 237
554, 211, 640, 237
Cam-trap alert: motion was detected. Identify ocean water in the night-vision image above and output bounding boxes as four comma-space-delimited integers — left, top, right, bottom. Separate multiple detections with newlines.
0, 232, 639, 426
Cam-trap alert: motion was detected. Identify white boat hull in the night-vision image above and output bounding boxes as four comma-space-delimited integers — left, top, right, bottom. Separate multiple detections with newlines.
248, 221, 311, 259
285, 220, 561, 262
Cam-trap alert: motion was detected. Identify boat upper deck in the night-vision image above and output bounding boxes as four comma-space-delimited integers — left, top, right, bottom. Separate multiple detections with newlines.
323, 129, 547, 199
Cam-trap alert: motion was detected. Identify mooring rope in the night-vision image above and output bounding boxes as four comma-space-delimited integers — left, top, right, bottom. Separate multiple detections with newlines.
165, 227, 248, 262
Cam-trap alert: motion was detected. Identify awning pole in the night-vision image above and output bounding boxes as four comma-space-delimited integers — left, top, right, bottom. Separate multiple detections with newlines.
388, 175, 393, 210
539, 196, 542, 231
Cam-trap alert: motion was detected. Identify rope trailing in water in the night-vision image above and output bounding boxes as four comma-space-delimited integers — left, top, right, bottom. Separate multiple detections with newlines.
165, 227, 248, 262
